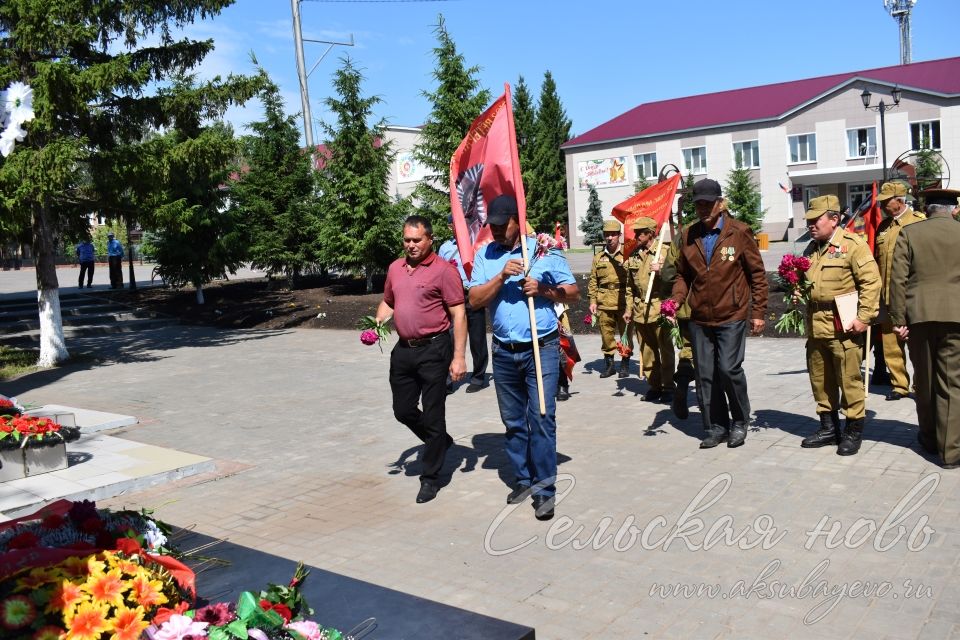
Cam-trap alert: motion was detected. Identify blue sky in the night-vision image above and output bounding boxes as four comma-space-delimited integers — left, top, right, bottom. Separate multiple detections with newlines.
185, 0, 960, 142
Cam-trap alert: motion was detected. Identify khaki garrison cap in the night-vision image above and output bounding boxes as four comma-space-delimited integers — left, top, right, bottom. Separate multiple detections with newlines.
602, 220, 622, 233
631, 217, 657, 232
877, 181, 909, 202
804, 195, 841, 221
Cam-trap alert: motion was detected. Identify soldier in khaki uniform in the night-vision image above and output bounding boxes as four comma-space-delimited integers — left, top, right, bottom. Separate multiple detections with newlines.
623, 217, 676, 402
874, 181, 925, 401
587, 219, 629, 378
890, 189, 960, 468
660, 225, 696, 418
799, 195, 880, 456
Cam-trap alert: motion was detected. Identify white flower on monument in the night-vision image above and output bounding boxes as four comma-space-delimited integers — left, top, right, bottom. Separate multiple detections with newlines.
3, 81, 35, 125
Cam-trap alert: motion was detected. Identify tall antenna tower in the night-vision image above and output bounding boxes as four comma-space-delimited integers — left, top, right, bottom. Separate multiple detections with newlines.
884, 0, 917, 65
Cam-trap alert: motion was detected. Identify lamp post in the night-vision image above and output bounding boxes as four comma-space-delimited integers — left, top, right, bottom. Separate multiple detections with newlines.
860, 86, 902, 181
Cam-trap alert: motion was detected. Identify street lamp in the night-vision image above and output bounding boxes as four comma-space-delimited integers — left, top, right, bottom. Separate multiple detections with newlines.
860, 86, 902, 181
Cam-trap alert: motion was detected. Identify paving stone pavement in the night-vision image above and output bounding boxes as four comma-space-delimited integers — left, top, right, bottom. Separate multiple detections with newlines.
7, 325, 958, 640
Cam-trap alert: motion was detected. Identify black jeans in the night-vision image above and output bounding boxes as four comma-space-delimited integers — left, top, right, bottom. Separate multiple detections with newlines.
689, 320, 751, 432
466, 302, 488, 385
78, 261, 94, 287
389, 333, 453, 481
108, 256, 123, 288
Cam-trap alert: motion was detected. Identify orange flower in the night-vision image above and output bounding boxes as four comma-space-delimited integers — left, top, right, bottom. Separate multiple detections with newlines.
109, 606, 148, 640
84, 568, 126, 609
14, 567, 55, 591
61, 556, 91, 579
128, 574, 168, 609
65, 601, 110, 640
47, 580, 84, 615
113, 558, 140, 577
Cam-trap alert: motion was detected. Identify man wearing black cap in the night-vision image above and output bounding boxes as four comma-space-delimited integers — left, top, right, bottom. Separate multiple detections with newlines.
438, 217, 489, 393
469, 195, 579, 520
889, 189, 960, 469
670, 179, 768, 449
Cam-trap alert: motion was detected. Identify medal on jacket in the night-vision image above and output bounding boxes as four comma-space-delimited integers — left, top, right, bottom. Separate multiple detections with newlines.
724, 247, 735, 261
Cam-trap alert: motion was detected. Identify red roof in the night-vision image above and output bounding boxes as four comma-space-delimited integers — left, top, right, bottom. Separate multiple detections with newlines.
563, 56, 960, 149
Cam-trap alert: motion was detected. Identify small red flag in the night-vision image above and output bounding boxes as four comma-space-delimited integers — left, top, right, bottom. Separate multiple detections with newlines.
846, 181, 882, 252
449, 86, 526, 279
611, 173, 682, 258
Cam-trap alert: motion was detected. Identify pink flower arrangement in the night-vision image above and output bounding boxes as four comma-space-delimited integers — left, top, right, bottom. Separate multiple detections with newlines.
357, 315, 391, 352
583, 313, 596, 328
657, 299, 683, 348
359, 329, 379, 346
533, 232, 566, 261
775, 254, 813, 335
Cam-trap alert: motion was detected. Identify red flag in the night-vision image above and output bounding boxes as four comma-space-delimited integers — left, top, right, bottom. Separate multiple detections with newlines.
846, 181, 882, 252
449, 86, 526, 279
611, 173, 682, 258
555, 222, 563, 246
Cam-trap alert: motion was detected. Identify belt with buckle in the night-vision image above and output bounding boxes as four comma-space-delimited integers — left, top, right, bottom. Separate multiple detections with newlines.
811, 301, 834, 312
399, 331, 448, 348
493, 329, 559, 353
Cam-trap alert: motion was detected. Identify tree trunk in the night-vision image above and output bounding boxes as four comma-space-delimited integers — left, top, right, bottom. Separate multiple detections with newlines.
365, 266, 373, 294
196, 285, 205, 305
33, 202, 69, 366
126, 215, 137, 290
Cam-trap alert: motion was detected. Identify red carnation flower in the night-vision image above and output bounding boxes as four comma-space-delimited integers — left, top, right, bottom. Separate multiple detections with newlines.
259, 600, 292, 623
7, 532, 39, 550
40, 514, 65, 530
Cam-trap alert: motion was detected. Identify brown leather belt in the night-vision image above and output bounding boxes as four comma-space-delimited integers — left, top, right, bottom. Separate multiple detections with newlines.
399, 331, 448, 348
811, 301, 834, 311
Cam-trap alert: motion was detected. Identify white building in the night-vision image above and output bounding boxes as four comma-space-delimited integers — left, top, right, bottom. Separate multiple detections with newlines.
561, 56, 960, 242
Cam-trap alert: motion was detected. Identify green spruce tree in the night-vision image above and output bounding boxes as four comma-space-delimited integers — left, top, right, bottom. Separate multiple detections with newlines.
316, 58, 403, 293
232, 75, 321, 289
914, 142, 942, 193
579, 185, 604, 246
413, 15, 490, 238
0, 1, 260, 365
680, 172, 699, 225
527, 71, 571, 231
634, 171, 652, 194
725, 156, 766, 234
513, 75, 536, 198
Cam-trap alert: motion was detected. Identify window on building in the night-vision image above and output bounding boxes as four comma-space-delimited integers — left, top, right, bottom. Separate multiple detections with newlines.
788, 134, 817, 163
634, 152, 657, 181
910, 121, 941, 150
846, 128, 877, 158
682, 146, 707, 174
733, 141, 760, 169
848, 183, 871, 213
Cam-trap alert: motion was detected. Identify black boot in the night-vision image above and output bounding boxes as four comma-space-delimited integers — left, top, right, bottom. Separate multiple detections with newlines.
801, 412, 841, 448
699, 426, 729, 449
599, 355, 616, 378
556, 384, 570, 402
618, 357, 630, 379
671, 374, 691, 420
837, 418, 864, 456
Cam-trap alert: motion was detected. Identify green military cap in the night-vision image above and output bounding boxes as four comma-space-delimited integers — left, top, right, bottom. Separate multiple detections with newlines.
877, 181, 909, 202
602, 219, 622, 233
804, 195, 841, 221
920, 188, 960, 208
631, 217, 657, 232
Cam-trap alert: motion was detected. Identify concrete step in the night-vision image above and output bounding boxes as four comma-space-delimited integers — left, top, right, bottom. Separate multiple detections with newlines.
0, 303, 131, 321
0, 296, 109, 315
0, 310, 164, 334
2, 317, 179, 344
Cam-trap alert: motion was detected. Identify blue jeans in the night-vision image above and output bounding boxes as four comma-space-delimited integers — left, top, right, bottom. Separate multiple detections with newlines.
491, 336, 560, 497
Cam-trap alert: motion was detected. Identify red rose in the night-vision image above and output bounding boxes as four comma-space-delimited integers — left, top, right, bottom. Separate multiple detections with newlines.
259, 600, 292, 623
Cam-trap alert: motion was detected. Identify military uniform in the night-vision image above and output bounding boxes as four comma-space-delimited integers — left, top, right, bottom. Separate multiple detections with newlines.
587, 220, 629, 377
660, 229, 695, 417
625, 217, 675, 400
889, 189, 960, 468
800, 195, 880, 456
874, 181, 925, 399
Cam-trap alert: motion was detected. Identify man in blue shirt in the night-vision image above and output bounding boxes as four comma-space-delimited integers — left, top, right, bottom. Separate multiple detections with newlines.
76, 238, 95, 288
438, 218, 489, 393
469, 195, 579, 521
107, 232, 124, 289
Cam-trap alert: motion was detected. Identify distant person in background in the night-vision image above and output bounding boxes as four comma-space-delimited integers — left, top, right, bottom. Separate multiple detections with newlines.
107, 232, 124, 289
76, 238, 95, 288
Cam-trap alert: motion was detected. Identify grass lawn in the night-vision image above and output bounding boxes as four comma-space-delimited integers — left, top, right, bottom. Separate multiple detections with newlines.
0, 345, 38, 381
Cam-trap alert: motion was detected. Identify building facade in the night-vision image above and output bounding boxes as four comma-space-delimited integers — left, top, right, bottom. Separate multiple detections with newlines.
561, 57, 960, 243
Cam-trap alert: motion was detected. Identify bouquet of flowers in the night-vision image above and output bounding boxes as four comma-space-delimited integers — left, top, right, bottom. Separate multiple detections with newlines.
147, 563, 347, 640
658, 299, 684, 349
615, 329, 633, 358
774, 254, 812, 335
0, 396, 23, 417
1, 81, 34, 157
357, 316, 391, 353
582, 313, 597, 328
533, 232, 566, 260
0, 415, 80, 450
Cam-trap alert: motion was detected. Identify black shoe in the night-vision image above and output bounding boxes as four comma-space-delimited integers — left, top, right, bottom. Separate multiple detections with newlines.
599, 355, 616, 378
699, 428, 728, 449
728, 422, 747, 448
657, 390, 674, 404
642, 388, 662, 402
532, 495, 555, 520
556, 387, 570, 402
671, 381, 690, 419
837, 419, 864, 456
886, 391, 907, 401
465, 382, 485, 393
416, 481, 439, 503
618, 357, 630, 379
507, 485, 531, 504
801, 413, 841, 448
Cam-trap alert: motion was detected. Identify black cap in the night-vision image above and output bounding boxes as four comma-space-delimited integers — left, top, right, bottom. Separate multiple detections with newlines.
486, 195, 519, 225
921, 188, 960, 208
692, 179, 722, 203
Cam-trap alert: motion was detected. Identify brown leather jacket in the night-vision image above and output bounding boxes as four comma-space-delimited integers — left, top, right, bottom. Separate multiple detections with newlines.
671, 213, 768, 326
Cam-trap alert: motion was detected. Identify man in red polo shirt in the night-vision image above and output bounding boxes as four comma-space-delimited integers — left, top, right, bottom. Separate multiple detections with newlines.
376, 215, 467, 503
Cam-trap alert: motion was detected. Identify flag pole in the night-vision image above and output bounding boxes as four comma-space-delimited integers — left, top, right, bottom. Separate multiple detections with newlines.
504, 82, 546, 415
644, 222, 670, 304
